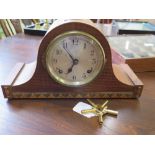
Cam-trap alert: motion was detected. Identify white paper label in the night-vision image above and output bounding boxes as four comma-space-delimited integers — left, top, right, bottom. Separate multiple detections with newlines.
73, 102, 97, 118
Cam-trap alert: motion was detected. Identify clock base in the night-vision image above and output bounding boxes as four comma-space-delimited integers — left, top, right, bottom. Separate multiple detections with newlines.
1, 62, 143, 99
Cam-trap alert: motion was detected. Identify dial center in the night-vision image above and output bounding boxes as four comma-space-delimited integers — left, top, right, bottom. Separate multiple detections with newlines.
73, 59, 79, 65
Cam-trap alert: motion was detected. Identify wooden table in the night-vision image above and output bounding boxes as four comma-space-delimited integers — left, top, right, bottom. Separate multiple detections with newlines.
0, 33, 155, 135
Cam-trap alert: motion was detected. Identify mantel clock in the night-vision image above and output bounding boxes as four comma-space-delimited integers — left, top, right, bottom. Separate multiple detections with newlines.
1, 19, 143, 99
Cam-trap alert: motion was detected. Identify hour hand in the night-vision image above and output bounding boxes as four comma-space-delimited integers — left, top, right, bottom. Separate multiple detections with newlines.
66, 64, 73, 74
66, 59, 79, 74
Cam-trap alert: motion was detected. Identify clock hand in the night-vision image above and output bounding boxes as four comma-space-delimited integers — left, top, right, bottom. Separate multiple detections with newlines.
63, 46, 79, 74
66, 64, 74, 74
66, 59, 79, 74
63, 47, 75, 61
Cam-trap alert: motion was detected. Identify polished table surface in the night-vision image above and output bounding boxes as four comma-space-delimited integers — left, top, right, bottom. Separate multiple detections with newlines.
0, 33, 155, 135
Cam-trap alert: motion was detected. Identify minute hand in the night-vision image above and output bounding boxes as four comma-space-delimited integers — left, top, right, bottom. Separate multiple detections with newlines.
63, 47, 74, 61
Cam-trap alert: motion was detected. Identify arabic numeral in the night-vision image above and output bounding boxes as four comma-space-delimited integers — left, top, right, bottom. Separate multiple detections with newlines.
83, 43, 86, 49
63, 41, 67, 49
73, 38, 79, 45
73, 75, 76, 80
92, 58, 96, 64
87, 67, 93, 74
90, 50, 94, 56
56, 67, 63, 74
56, 49, 62, 55
82, 73, 87, 79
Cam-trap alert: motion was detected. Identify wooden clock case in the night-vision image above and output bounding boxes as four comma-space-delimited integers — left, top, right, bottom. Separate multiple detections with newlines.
1, 20, 143, 99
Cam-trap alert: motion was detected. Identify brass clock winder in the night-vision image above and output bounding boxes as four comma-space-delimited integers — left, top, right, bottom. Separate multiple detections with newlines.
1, 19, 143, 99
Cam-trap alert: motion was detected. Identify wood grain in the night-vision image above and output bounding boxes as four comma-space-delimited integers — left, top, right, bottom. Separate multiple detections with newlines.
0, 33, 155, 134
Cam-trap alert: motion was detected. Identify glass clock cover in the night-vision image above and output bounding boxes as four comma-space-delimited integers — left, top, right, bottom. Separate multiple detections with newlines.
46, 31, 105, 86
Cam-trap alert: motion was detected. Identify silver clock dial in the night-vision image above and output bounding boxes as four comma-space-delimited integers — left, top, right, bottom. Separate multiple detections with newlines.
46, 31, 105, 86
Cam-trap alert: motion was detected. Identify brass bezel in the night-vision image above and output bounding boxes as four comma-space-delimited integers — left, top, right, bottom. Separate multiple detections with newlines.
45, 31, 105, 87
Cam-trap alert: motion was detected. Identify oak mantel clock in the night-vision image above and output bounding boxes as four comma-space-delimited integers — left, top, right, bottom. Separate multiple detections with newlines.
1, 19, 143, 99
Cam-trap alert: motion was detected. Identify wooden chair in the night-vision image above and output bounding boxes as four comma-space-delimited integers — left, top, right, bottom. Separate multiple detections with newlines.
10, 19, 24, 33
0, 19, 23, 37
22, 19, 33, 26
0, 19, 14, 37
31, 19, 40, 24
0, 19, 53, 38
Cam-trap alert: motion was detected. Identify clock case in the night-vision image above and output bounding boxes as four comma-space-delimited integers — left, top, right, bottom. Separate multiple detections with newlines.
1, 20, 143, 99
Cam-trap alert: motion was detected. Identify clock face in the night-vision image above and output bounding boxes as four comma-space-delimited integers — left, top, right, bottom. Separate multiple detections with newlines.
46, 31, 105, 86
